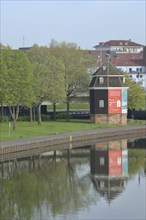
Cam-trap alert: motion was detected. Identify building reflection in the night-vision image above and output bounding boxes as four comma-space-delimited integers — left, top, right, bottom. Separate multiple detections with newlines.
90, 140, 128, 203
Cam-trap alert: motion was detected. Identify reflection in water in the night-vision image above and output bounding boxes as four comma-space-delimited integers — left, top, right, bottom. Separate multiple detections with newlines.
90, 140, 128, 204
0, 138, 146, 220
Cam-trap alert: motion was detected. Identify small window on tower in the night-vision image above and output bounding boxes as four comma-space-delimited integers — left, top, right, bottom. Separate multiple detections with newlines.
100, 157, 105, 166
99, 100, 104, 107
99, 77, 104, 84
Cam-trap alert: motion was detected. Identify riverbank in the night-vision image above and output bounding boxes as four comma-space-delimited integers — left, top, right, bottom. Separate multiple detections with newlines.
0, 125, 146, 161
0, 119, 145, 142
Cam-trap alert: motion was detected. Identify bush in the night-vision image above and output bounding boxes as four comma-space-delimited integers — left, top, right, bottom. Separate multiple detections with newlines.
17, 116, 30, 121
41, 114, 51, 121
0, 116, 9, 122
56, 112, 67, 119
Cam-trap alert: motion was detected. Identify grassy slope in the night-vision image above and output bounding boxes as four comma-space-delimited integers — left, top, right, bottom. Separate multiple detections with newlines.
0, 119, 145, 142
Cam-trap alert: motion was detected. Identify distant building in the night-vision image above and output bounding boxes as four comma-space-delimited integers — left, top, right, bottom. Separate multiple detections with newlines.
19, 41, 146, 91
93, 39, 144, 53
88, 40, 146, 91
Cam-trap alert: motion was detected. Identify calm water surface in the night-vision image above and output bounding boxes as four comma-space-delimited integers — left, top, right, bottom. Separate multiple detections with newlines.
0, 137, 146, 220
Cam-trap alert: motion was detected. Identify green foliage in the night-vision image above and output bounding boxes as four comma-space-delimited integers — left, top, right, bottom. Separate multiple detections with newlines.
17, 116, 30, 121
2, 48, 34, 107
40, 114, 51, 121
49, 40, 91, 97
1, 47, 35, 129
55, 112, 67, 119
128, 149, 145, 175
49, 40, 94, 120
126, 77, 145, 110
26, 46, 66, 124
0, 116, 9, 122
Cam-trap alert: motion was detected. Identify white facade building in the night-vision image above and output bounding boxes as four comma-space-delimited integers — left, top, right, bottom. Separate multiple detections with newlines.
94, 40, 143, 54
92, 40, 146, 91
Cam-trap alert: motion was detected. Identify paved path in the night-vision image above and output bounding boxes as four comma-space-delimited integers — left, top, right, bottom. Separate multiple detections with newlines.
1, 125, 146, 148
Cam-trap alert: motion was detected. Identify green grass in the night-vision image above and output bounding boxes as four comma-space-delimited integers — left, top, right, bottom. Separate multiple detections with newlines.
47, 103, 89, 111
0, 119, 145, 142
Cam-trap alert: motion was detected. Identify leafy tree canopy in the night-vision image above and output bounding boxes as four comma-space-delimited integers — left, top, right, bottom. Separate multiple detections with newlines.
126, 76, 145, 110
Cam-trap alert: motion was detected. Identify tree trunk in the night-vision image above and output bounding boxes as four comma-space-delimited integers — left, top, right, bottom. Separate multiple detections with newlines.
13, 119, 16, 130
1, 104, 4, 123
30, 107, 33, 122
33, 105, 36, 122
9, 105, 19, 130
53, 103, 56, 121
66, 97, 70, 122
37, 103, 42, 125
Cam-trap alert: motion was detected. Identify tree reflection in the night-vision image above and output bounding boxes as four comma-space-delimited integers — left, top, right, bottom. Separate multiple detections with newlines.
128, 149, 145, 176
0, 141, 145, 219
0, 155, 96, 219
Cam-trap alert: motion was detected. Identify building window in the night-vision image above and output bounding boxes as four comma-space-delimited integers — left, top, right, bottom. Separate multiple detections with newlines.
100, 181, 105, 189
100, 157, 105, 166
129, 68, 132, 72
136, 68, 139, 72
140, 68, 142, 72
140, 75, 143, 78
130, 75, 132, 78
123, 77, 125, 84
99, 77, 104, 84
99, 100, 104, 108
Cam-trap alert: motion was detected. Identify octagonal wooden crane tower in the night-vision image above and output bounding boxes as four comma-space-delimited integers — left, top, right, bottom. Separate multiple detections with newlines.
89, 61, 128, 125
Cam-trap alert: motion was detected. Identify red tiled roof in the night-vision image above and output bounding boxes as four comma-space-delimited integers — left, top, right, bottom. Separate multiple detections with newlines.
94, 40, 144, 48
97, 58, 145, 67
85, 50, 143, 60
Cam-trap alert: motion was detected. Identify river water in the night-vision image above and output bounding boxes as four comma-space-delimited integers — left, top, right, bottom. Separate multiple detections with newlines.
0, 137, 146, 220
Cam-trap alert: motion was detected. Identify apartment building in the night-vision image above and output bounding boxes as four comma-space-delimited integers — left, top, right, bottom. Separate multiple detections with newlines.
89, 40, 146, 91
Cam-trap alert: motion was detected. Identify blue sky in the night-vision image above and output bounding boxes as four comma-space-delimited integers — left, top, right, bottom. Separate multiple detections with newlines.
1, 0, 146, 49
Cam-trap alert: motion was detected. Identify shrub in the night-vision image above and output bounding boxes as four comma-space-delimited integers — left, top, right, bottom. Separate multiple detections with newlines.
56, 112, 67, 119
17, 116, 30, 121
41, 114, 51, 121
0, 116, 9, 122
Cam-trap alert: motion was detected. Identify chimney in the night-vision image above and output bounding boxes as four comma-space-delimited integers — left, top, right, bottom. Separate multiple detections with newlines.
99, 42, 104, 46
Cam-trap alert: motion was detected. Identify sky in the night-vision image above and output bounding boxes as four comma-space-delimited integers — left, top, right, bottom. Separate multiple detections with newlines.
1, 0, 146, 49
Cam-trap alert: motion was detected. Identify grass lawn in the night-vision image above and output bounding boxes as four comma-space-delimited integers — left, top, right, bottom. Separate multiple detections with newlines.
47, 103, 89, 111
0, 119, 145, 142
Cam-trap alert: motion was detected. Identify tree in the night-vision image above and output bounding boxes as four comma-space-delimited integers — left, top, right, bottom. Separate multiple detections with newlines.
0, 45, 8, 122
46, 56, 65, 120
1, 47, 34, 130
26, 45, 65, 124
126, 77, 145, 110
49, 40, 95, 121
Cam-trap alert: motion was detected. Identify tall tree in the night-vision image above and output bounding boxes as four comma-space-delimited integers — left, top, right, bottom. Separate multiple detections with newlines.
0, 46, 8, 122
126, 76, 145, 110
49, 40, 95, 121
26, 45, 65, 124
46, 56, 65, 121
2, 47, 34, 130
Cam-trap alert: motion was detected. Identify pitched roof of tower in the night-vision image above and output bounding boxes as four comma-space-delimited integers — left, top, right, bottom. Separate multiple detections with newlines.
89, 61, 125, 88
92, 61, 124, 76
